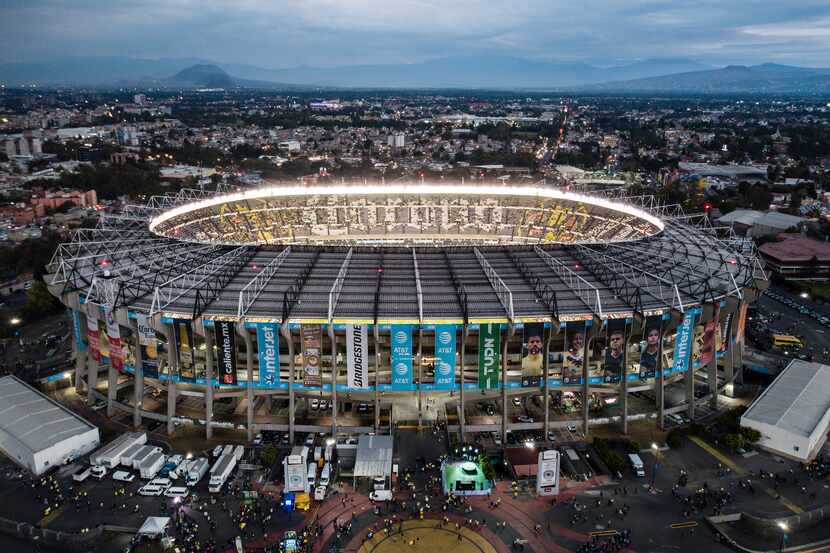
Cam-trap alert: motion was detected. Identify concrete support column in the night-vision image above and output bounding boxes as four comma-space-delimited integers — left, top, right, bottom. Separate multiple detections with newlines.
106, 338, 118, 418
501, 324, 513, 447
204, 328, 214, 440
621, 322, 630, 436
656, 319, 666, 430
132, 318, 144, 429
417, 327, 423, 429
86, 350, 99, 406
543, 325, 553, 438
166, 323, 178, 435
243, 327, 254, 442
707, 350, 718, 410
329, 325, 337, 436
459, 325, 466, 439
373, 325, 381, 433
581, 324, 590, 438
282, 325, 295, 444
73, 310, 87, 393
735, 338, 744, 385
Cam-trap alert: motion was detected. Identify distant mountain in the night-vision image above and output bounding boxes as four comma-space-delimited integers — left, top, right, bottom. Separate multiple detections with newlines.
580, 63, 830, 94
165, 64, 235, 88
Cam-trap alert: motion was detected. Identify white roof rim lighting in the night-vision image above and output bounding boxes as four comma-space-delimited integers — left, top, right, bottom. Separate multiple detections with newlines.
149, 183, 665, 234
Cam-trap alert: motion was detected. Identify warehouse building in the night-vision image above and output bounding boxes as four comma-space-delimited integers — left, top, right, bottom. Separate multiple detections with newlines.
741, 360, 830, 462
0, 376, 100, 474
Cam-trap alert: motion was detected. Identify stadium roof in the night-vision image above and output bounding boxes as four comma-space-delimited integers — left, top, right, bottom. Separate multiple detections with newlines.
354, 435, 393, 478
742, 360, 830, 438
0, 375, 97, 454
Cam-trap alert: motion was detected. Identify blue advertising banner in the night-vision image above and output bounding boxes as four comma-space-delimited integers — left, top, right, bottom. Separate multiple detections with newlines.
669, 309, 697, 375
70, 309, 87, 352
256, 323, 280, 388
434, 324, 456, 390
391, 324, 413, 390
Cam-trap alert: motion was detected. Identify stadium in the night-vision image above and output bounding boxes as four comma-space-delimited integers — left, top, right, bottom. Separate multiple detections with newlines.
46, 183, 767, 442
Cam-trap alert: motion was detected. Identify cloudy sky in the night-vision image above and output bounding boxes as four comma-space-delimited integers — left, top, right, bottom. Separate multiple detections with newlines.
2, 0, 830, 68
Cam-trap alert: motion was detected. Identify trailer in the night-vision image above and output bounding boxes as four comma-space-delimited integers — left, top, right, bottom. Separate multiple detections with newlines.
89, 432, 146, 468
186, 458, 209, 487
139, 451, 166, 480
232, 445, 244, 462
221, 445, 233, 457
209, 453, 236, 493
131, 446, 161, 469
120, 443, 145, 467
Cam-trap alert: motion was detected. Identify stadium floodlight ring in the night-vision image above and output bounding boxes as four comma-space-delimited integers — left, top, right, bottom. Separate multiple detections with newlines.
149, 183, 664, 247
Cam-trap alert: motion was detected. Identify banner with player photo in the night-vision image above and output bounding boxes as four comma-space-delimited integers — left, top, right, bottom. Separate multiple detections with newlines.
136, 313, 159, 378
301, 325, 322, 388
638, 316, 661, 380
346, 324, 369, 389
256, 322, 279, 388
391, 324, 414, 390
562, 322, 584, 385
478, 323, 501, 389
719, 311, 734, 354
698, 304, 720, 367
521, 323, 545, 387
434, 324, 456, 390
174, 320, 196, 381
104, 308, 124, 372
215, 320, 237, 385
602, 319, 626, 384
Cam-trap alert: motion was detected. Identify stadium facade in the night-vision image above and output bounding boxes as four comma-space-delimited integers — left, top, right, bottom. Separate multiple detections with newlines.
46, 184, 767, 441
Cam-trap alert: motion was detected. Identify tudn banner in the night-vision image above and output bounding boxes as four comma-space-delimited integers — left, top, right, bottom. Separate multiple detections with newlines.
478, 323, 501, 389
434, 324, 456, 390
256, 323, 280, 388
104, 308, 124, 372
86, 311, 101, 363
215, 320, 237, 385
301, 325, 322, 388
670, 310, 696, 375
346, 324, 369, 389
391, 324, 413, 390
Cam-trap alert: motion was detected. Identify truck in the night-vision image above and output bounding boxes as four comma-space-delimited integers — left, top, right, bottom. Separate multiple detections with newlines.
72, 466, 92, 482
209, 453, 237, 493
628, 453, 645, 477
232, 445, 244, 462
222, 445, 233, 457
186, 458, 210, 487
89, 432, 147, 468
120, 443, 145, 468
131, 446, 160, 470
139, 451, 166, 480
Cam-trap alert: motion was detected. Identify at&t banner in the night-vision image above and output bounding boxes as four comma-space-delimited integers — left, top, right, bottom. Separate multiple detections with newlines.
478, 323, 500, 389
346, 324, 369, 389
391, 324, 413, 390
434, 324, 456, 390
256, 323, 279, 388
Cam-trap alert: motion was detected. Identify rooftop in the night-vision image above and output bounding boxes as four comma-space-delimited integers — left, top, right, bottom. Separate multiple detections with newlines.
759, 234, 830, 263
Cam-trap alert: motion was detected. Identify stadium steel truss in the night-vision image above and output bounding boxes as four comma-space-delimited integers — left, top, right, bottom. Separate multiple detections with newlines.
47, 183, 767, 440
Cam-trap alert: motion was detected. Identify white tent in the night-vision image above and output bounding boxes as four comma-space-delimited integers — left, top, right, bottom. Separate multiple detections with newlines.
137, 516, 170, 538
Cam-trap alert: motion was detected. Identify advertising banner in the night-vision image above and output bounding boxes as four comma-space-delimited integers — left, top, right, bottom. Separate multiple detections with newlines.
720, 311, 734, 354
562, 322, 584, 385
639, 316, 661, 380
537, 450, 561, 497
670, 310, 696, 375
602, 319, 626, 384
256, 322, 279, 388
699, 304, 720, 367
215, 320, 237, 385
301, 325, 322, 388
136, 313, 159, 378
521, 323, 545, 387
71, 309, 87, 352
434, 324, 456, 390
174, 320, 195, 381
87, 312, 101, 363
478, 323, 501, 389
104, 308, 124, 372
735, 303, 748, 346
346, 324, 369, 389
391, 324, 413, 389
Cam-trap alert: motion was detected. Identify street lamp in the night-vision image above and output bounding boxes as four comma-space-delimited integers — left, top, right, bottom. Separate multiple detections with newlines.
800, 292, 809, 299
9, 317, 21, 325
651, 443, 661, 488
778, 521, 788, 553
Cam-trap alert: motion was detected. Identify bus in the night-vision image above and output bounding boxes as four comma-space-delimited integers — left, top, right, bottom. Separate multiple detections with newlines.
771, 334, 804, 349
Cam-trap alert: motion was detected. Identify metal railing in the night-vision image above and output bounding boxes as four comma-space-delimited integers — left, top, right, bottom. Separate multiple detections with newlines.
412, 248, 424, 324
327, 248, 353, 323
473, 248, 515, 321
237, 247, 291, 318
534, 246, 603, 317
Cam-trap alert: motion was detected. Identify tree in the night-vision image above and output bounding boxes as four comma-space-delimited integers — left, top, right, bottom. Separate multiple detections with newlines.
260, 444, 278, 467
740, 427, 761, 443
721, 433, 745, 452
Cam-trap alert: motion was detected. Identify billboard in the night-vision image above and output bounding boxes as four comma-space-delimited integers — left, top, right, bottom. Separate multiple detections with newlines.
301, 325, 322, 388
71, 310, 87, 352
698, 304, 719, 367
521, 323, 545, 387
562, 322, 584, 385
434, 324, 456, 390
256, 322, 279, 388
214, 320, 237, 385
478, 323, 501, 389
391, 324, 413, 390
87, 312, 101, 363
346, 324, 369, 389
720, 311, 734, 354
104, 308, 124, 372
284, 457, 307, 493
174, 320, 195, 381
735, 303, 748, 346
638, 316, 661, 380
136, 313, 159, 378
670, 310, 696, 375
536, 449, 560, 497
602, 319, 625, 384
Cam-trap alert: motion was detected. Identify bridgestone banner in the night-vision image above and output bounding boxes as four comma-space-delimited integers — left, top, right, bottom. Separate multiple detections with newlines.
434, 324, 456, 390
215, 320, 237, 385
104, 308, 124, 372
478, 323, 501, 389
301, 325, 322, 388
346, 324, 369, 389
256, 323, 279, 388
391, 324, 413, 390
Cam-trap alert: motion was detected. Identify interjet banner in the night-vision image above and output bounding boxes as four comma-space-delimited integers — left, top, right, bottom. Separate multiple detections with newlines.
478, 323, 501, 389
256, 323, 279, 388
87, 312, 101, 363
390, 324, 413, 389
670, 310, 696, 375
214, 320, 237, 385
104, 308, 124, 372
434, 324, 456, 390
346, 324, 369, 389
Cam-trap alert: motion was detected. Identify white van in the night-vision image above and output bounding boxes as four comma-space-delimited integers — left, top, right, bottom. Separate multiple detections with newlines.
138, 485, 164, 496
164, 486, 189, 498
313, 446, 322, 462
91, 465, 108, 480
307, 463, 317, 487
320, 463, 331, 487
148, 478, 172, 489
314, 486, 327, 501
369, 489, 392, 502
73, 467, 92, 482
112, 471, 135, 483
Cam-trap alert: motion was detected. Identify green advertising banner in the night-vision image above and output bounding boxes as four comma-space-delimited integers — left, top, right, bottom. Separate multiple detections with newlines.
478, 323, 501, 389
